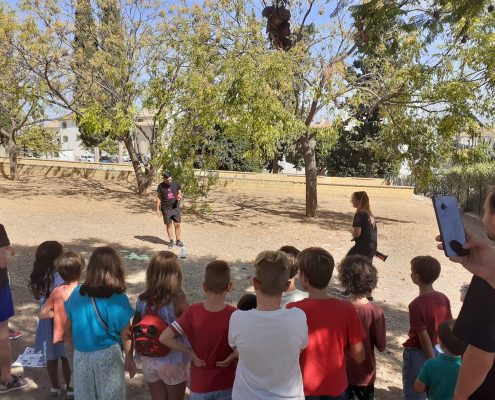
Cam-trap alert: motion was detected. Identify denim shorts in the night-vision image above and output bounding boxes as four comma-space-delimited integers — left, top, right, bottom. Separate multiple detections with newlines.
189, 388, 232, 400
0, 285, 14, 323
402, 348, 428, 400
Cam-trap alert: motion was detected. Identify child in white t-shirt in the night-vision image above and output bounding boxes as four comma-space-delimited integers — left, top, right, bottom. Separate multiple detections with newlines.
228, 250, 308, 400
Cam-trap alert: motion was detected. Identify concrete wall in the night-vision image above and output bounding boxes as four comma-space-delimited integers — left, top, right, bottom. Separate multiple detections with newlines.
0, 158, 414, 198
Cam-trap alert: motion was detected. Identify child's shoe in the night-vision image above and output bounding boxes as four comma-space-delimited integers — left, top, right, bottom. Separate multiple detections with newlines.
0, 375, 30, 393
8, 329, 22, 340
50, 387, 62, 397
64, 385, 74, 398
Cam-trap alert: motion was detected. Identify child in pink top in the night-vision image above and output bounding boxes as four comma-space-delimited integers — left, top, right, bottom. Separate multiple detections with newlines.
40, 252, 85, 396
160, 260, 237, 399
338, 255, 386, 400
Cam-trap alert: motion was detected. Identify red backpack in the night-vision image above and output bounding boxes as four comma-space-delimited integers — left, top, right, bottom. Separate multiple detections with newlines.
132, 303, 170, 357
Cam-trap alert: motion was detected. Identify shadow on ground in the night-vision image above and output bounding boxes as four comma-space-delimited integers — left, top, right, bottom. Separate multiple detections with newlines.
188, 192, 414, 231
0, 176, 154, 215
134, 235, 169, 245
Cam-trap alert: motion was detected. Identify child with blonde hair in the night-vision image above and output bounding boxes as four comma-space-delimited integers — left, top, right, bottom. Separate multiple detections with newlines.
133, 251, 190, 400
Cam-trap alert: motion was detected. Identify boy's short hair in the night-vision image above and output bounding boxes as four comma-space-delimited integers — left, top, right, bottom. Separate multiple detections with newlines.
278, 246, 300, 279
438, 319, 466, 356
204, 260, 231, 294
297, 247, 335, 290
338, 255, 378, 296
237, 293, 257, 311
411, 256, 441, 284
254, 251, 289, 296
55, 252, 85, 282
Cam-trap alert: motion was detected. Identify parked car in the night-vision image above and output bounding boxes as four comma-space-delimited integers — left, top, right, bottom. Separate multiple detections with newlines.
79, 155, 94, 162
100, 155, 118, 163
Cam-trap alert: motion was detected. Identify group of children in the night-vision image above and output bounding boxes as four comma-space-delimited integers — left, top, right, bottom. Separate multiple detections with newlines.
5, 237, 463, 400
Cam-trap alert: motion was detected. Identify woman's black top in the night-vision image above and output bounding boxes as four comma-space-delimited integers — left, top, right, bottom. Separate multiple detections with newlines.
347, 210, 377, 259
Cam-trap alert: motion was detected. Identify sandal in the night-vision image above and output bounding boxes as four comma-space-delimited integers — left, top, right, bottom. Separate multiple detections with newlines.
0, 374, 30, 393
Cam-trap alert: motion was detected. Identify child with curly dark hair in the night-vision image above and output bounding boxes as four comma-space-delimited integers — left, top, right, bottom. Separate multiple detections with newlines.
339, 255, 386, 400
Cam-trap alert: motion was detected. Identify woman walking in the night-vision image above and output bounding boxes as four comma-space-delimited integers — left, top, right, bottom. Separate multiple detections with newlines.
347, 191, 377, 259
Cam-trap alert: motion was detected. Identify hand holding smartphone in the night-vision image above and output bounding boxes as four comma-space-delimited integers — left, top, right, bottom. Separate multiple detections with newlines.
432, 196, 470, 257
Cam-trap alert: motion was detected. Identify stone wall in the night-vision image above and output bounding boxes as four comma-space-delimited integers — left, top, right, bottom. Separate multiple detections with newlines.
0, 158, 414, 198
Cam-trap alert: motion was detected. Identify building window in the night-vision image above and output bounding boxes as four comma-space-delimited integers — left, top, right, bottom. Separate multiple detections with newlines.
63, 136, 68, 143
62, 121, 68, 129
76, 135, 81, 141
137, 118, 144, 122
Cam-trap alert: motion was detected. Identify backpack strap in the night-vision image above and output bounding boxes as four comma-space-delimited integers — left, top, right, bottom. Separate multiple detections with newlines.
146, 302, 159, 316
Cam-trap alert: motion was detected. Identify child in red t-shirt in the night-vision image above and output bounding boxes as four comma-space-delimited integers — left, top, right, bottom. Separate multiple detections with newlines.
160, 260, 237, 399
287, 247, 366, 399
402, 256, 452, 400
338, 255, 386, 400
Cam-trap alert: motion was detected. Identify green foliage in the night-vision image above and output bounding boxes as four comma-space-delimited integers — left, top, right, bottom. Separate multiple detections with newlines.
155, 139, 218, 202
422, 160, 495, 215
452, 142, 493, 166
17, 126, 59, 156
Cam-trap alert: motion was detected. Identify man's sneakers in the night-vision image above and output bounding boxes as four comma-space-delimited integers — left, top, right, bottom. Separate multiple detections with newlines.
0, 375, 30, 393
9, 328, 22, 340
175, 240, 184, 247
168, 240, 174, 249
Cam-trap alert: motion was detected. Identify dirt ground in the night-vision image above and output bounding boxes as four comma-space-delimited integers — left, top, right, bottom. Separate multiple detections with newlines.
0, 175, 482, 400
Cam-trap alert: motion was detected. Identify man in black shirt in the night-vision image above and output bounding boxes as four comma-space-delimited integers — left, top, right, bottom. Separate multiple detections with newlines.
438, 189, 495, 399
156, 172, 183, 248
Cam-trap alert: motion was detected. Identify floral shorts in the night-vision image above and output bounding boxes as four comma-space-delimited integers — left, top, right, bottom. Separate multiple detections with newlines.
142, 358, 189, 385
74, 344, 125, 400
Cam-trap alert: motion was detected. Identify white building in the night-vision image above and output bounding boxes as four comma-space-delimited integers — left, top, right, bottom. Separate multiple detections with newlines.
456, 128, 495, 157
44, 111, 155, 162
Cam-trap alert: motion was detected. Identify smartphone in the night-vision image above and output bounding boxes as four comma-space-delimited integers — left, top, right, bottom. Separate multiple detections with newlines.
432, 196, 470, 257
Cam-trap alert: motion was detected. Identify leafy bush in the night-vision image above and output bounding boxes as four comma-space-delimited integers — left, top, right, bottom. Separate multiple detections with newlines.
421, 161, 495, 215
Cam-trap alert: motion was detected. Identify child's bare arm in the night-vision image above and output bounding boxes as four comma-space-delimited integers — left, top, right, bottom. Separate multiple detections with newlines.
159, 326, 205, 367
121, 323, 137, 379
216, 351, 238, 368
349, 341, 366, 364
455, 345, 495, 400
39, 302, 54, 319
413, 379, 427, 393
417, 330, 435, 359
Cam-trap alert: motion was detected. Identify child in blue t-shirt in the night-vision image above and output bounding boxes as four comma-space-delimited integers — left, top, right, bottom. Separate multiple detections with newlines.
414, 319, 466, 400
65, 247, 136, 400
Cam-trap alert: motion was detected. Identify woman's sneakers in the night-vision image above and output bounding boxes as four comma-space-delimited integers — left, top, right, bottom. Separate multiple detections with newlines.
0, 375, 30, 393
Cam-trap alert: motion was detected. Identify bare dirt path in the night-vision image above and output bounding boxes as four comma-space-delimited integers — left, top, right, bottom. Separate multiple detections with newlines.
0, 175, 480, 399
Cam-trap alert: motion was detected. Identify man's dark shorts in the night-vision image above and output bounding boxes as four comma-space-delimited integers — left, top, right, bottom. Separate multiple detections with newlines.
0, 285, 15, 322
162, 208, 181, 225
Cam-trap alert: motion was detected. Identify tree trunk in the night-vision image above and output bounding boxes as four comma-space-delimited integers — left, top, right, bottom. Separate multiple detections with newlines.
365, 155, 372, 178
7, 136, 19, 181
272, 156, 281, 174
123, 134, 154, 195
301, 133, 317, 218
